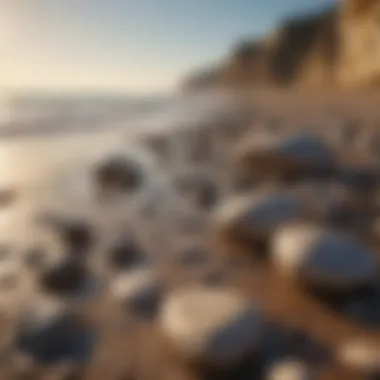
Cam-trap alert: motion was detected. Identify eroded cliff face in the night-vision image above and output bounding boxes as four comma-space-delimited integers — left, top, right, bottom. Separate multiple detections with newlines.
339, 0, 380, 86
184, 0, 380, 90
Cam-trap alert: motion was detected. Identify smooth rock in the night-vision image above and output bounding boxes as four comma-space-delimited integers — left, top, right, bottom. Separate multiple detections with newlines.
236, 132, 335, 179
94, 155, 144, 195
266, 359, 314, 380
107, 236, 147, 271
111, 268, 163, 320
215, 191, 303, 242
37, 214, 93, 254
38, 256, 89, 296
159, 286, 263, 364
15, 298, 95, 365
337, 340, 380, 374
271, 224, 377, 291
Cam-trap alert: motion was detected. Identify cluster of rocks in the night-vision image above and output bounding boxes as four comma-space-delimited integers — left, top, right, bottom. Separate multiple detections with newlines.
0, 112, 379, 380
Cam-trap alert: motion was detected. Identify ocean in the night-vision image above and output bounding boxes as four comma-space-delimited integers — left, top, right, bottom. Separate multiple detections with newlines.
0, 91, 242, 216
0, 91, 236, 138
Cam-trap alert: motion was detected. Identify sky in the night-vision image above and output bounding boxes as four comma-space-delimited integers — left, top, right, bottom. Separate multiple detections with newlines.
1, 0, 336, 94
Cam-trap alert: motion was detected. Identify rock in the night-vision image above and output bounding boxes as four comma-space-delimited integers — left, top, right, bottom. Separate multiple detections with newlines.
94, 155, 144, 195
337, 340, 380, 375
37, 214, 93, 254
266, 360, 314, 380
341, 285, 380, 327
111, 268, 163, 320
271, 224, 377, 292
59, 220, 93, 253
15, 298, 95, 365
174, 171, 219, 210
107, 236, 147, 271
159, 285, 263, 364
38, 256, 89, 296
338, 164, 380, 193
235, 133, 336, 181
214, 191, 304, 245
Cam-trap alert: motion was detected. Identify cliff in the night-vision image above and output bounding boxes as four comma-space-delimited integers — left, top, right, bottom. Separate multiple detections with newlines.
184, 0, 380, 90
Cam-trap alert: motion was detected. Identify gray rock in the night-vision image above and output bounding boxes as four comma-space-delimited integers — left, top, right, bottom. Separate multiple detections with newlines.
236, 132, 335, 179
111, 268, 163, 320
15, 298, 95, 365
215, 191, 303, 241
107, 236, 147, 271
94, 155, 144, 195
37, 214, 93, 254
272, 224, 377, 291
159, 286, 263, 364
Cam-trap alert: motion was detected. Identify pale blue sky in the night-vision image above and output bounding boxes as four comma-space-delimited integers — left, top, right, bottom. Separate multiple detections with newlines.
1, 0, 335, 93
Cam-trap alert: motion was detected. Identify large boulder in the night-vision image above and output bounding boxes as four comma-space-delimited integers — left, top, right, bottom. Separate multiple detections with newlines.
159, 285, 263, 365
271, 224, 377, 292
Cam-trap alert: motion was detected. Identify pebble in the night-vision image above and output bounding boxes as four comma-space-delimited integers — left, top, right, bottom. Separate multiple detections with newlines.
37, 214, 93, 255
111, 267, 163, 320
38, 256, 89, 296
93, 155, 144, 195
159, 285, 263, 364
107, 236, 147, 271
266, 359, 314, 380
337, 340, 380, 374
271, 224, 377, 291
15, 297, 95, 365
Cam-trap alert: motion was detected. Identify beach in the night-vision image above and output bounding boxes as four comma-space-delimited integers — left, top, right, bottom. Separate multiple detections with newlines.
0, 90, 379, 380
